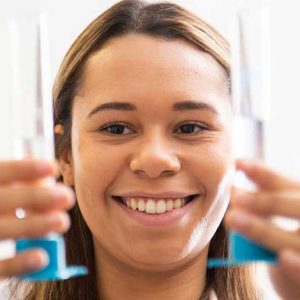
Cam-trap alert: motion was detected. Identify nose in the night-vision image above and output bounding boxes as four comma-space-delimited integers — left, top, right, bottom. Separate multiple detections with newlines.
129, 132, 181, 179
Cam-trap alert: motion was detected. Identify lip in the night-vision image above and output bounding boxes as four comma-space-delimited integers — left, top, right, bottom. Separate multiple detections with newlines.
113, 192, 198, 199
111, 194, 199, 227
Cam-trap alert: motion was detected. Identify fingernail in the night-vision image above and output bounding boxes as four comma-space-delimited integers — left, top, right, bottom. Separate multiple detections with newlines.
53, 187, 75, 206
25, 250, 49, 270
228, 211, 251, 230
235, 194, 254, 208
238, 159, 260, 173
35, 161, 53, 175
238, 160, 252, 170
46, 213, 70, 230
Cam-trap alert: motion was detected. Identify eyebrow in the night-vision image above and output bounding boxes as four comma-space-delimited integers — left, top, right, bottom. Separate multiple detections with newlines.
173, 101, 218, 114
87, 100, 218, 118
88, 102, 136, 118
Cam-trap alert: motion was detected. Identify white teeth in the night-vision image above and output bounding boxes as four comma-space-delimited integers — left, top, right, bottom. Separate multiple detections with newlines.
124, 197, 190, 214
166, 199, 174, 211
174, 199, 181, 209
145, 200, 156, 214
138, 199, 146, 212
156, 200, 167, 214
130, 198, 138, 210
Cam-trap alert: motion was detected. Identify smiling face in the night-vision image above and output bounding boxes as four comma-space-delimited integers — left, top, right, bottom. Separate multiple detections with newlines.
61, 33, 234, 272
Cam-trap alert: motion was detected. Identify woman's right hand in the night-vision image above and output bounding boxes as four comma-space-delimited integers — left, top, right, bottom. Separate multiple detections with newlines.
0, 159, 75, 279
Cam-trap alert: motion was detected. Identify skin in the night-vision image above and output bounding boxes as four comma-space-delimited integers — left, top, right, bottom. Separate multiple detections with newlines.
0, 160, 73, 277
59, 34, 234, 299
226, 160, 300, 299
0, 30, 299, 300
58, 34, 300, 299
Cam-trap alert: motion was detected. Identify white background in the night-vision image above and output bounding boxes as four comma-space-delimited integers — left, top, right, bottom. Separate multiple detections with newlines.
0, 0, 300, 298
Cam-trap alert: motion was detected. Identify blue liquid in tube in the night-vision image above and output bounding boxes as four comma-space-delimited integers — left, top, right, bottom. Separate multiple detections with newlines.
207, 1, 277, 268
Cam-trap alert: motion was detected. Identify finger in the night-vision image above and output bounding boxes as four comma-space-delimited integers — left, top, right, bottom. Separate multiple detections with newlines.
0, 159, 59, 185
268, 249, 300, 299
0, 212, 70, 239
236, 159, 300, 191
0, 184, 75, 213
231, 189, 300, 219
0, 249, 48, 279
279, 249, 300, 283
225, 209, 300, 252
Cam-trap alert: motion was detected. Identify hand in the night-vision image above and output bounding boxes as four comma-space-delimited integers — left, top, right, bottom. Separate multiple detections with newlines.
0, 159, 75, 279
224, 159, 300, 300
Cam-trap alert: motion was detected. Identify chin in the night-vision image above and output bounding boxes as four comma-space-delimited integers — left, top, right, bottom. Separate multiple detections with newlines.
123, 235, 208, 272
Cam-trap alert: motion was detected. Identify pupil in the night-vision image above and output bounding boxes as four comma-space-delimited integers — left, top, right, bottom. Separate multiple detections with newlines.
109, 125, 124, 134
181, 124, 194, 133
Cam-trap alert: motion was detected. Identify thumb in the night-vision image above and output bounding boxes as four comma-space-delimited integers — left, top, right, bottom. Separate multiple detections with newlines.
236, 159, 300, 191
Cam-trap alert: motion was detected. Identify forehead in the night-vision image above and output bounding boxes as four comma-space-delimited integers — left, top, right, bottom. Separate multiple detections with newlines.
78, 34, 228, 109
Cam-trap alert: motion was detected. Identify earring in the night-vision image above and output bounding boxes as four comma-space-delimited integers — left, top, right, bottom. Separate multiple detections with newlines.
54, 124, 65, 135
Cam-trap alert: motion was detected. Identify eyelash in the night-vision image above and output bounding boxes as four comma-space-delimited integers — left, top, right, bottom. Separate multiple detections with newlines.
99, 121, 208, 135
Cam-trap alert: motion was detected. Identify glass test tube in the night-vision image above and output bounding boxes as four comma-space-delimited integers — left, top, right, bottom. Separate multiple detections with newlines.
232, 0, 271, 187
207, 0, 276, 268
230, 0, 276, 265
9, 14, 54, 162
9, 13, 87, 281
232, 0, 300, 232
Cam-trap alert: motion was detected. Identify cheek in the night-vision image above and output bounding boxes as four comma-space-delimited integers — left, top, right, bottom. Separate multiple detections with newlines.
71, 138, 128, 228
188, 129, 233, 195
73, 136, 126, 191
186, 136, 234, 249
70, 126, 234, 266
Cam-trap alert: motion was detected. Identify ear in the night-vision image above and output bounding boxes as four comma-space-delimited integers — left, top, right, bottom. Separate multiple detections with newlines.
58, 148, 74, 186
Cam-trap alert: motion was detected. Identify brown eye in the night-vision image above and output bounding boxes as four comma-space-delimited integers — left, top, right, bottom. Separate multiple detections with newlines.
101, 123, 133, 135
176, 123, 207, 134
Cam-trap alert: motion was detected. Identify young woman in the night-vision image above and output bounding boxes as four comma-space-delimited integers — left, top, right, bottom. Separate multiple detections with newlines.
1, 1, 299, 299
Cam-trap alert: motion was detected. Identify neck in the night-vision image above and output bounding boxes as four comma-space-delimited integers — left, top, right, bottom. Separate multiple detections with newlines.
94, 244, 208, 300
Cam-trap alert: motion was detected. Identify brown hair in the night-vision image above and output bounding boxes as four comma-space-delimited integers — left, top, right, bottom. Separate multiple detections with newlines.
12, 0, 258, 299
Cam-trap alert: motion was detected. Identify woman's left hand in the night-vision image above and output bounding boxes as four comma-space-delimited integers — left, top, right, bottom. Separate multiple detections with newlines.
224, 159, 300, 300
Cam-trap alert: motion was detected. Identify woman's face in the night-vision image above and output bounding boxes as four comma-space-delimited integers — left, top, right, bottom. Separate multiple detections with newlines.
65, 34, 234, 272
